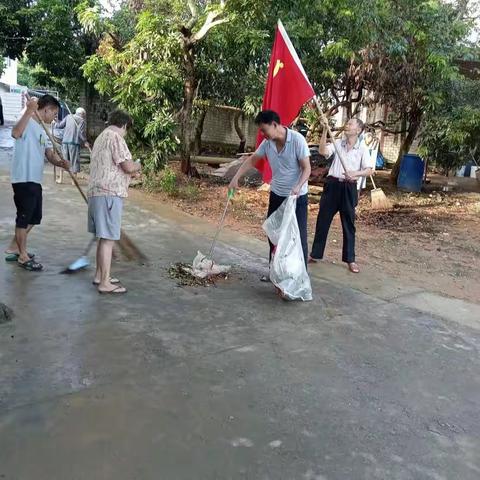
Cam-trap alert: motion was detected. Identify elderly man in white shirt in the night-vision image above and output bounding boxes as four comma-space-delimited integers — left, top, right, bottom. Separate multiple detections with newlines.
309, 118, 374, 273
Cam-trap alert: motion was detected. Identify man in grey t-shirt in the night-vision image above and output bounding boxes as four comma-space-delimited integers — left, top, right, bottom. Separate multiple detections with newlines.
229, 110, 311, 279
4, 94, 70, 271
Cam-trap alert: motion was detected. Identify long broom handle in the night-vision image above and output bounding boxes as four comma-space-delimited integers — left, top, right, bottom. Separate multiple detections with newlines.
32, 109, 89, 204
313, 97, 349, 175
370, 175, 377, 190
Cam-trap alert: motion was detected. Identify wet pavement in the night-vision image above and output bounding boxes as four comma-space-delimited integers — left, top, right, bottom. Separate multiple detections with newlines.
1, 124, 480, 480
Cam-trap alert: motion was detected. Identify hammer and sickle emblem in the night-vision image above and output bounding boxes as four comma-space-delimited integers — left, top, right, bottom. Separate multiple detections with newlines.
273, 59, 284, 78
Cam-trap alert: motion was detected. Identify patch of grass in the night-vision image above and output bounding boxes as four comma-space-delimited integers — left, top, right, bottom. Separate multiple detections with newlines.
143, 165, 179, 196
159, 165, 178, 196
178, 183, 201, 202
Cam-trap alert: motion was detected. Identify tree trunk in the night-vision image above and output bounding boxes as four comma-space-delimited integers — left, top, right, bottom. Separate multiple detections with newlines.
180, 41, 198, 175
233, 111, 246, 153
191, 107, 207, 155
390, 110, 422, 182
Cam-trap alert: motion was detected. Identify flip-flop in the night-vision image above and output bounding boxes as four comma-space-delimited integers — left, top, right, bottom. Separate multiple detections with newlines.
18, 259, 43, 271
5, 252, 35, 262
92, 277, 120, 286
308, 256, 320, 264
98, 285, 127, 295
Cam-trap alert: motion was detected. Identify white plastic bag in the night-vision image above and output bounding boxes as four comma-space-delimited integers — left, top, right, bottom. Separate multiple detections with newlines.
189, 251, 231, 279
262, 196, 313, 301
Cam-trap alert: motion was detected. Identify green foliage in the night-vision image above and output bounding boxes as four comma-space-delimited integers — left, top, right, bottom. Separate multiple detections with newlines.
25, 0, 86, 79
419, 78, 480, 172
81, 7, 181, 171
0, 0, 30, 60
159, 165, 178, 196
16, 59, 36, 87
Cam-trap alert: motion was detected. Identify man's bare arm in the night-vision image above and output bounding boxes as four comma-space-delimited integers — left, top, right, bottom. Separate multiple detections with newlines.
228, 153, 260, 189
12, 97, 38, 139
292, 157, 311, 195
120, 160, 141, 175
45, 148, 70, 170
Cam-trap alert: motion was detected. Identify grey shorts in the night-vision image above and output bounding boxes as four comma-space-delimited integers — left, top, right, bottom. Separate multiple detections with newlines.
88, 196, 123, 240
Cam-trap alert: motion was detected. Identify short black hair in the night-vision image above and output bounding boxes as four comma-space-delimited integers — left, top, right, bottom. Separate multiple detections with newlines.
108, 109, 133, 129
37, 94, 61, 110
255, 110, 281, 125
354, 118, 365, 132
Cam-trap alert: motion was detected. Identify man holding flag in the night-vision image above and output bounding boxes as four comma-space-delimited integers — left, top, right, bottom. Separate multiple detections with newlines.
229, 110, 311, 271
228, 20, 315, 279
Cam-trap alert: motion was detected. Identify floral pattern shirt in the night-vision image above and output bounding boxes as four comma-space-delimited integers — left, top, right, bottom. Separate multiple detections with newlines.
88, 127, 132, 198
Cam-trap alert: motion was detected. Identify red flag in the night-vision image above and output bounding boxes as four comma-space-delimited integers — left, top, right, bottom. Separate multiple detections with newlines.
256, 20, 315, 183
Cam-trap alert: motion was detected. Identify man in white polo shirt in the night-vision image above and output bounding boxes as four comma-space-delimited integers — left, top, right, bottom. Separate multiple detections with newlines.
229, 110, 311, 280
310, 118, 374, 273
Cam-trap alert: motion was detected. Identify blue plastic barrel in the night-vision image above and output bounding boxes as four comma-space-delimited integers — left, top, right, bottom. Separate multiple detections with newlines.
397, 154, 424, 192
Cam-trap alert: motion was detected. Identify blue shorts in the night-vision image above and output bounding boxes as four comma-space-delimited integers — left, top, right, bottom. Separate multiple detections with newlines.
88, 196, 123, 241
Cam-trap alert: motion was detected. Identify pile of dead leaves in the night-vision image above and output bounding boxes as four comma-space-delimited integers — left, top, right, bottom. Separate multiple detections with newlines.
357, 207, 446, 233
167, 262, 229, 287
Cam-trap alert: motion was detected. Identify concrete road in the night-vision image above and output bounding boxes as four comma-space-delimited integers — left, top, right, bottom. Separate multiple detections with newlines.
1, 125, 479, 480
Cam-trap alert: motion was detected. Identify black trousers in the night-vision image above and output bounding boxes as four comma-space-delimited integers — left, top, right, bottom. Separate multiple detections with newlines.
0, 104, 4, 126
311, 178, 358, 263
267, 191, 308, 267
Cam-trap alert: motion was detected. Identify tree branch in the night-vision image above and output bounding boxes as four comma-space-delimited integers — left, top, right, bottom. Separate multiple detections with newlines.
192, 14, 229, 42
187, 0, 198, 17
369, 120, 409, 135
186, 0, 199, 29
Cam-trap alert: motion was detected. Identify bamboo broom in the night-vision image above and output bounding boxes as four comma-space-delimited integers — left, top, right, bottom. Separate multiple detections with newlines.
369, 174, 392, 210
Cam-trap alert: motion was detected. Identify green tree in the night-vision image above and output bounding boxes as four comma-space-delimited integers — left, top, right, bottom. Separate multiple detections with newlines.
0, 0, 31, 61
79, 0, 475, 182
419, 77, 480, 173
356, 0, 472, 180
81, 0, 230, 174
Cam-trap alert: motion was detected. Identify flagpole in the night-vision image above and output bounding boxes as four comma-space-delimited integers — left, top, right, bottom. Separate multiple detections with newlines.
313, 96, 349, 175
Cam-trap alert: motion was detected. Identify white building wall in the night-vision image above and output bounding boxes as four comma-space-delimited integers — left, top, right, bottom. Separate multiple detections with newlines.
0, 58, 18, 86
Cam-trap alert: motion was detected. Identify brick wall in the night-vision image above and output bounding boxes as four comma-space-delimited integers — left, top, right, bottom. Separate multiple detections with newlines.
79, 86, 114, 140
201, 106, 257, 148
79, 89, 259, 151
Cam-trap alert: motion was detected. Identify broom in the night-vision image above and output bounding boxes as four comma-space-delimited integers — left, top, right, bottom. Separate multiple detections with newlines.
32, 105, 146, 262
369, 174, 392, 210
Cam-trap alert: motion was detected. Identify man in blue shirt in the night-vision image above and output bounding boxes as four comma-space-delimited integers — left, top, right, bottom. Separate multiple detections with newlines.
5, 94, 70, 271
229, 110, 311, 280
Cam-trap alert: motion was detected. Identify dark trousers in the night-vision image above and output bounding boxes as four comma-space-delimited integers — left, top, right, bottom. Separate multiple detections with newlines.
311, 178, 358, 263
267, 191, 308, 267
0, 104, 4, 126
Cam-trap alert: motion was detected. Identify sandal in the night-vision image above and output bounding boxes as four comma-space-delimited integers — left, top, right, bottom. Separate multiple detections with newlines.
308, 256, 320, 264
18, 258, 43, 271
92, 277, 120, 286
98, 285, 127, 295
348, 262, 360, 274
5, 252, 35, 262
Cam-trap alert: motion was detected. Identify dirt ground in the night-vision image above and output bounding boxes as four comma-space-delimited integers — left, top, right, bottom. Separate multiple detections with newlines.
134, 164, 480, 305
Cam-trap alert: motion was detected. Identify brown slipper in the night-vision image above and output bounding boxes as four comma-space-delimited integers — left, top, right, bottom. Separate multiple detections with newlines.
348, 262, 360, 273
308, 256, 319, 264
98, 285, 127, 295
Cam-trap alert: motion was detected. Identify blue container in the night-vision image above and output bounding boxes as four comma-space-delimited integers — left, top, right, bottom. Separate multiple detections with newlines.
397, 154, 424, 192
